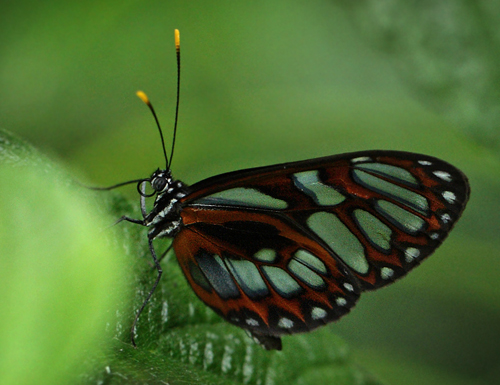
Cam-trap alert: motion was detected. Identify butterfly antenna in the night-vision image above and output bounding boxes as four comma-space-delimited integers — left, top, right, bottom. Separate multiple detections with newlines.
85, 178, 150, 191
168, 28, 181, 169
136, 90, 169, 169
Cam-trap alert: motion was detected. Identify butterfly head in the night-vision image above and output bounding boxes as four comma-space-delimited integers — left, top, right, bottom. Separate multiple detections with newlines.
131, 169, 175, 199
144, 168, 188, 201
150, 168, 173, 194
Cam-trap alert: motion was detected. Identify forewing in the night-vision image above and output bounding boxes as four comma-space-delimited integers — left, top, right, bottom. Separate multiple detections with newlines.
180, 150, 469, 290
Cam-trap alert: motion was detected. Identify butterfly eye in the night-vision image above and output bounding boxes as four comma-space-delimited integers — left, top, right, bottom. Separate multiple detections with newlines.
151, 177, 167, 192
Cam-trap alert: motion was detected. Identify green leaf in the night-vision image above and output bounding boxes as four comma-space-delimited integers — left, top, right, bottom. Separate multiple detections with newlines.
0, 129, 132, 385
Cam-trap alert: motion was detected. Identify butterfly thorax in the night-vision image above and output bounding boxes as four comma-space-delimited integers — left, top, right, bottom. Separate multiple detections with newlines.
144, 169, 189, 240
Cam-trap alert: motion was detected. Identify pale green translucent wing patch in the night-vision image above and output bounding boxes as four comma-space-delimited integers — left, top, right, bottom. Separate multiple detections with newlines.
307, 212, 369, 274
291, 170, 346, 206
194, 187, 288, 209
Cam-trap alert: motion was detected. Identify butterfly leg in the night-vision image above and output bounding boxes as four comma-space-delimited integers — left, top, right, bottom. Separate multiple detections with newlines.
148, 243, 172, 272
158, 243, 173, 264
114, 216, 144, 226
130, 237, 163, 347
113, 181, 150, 226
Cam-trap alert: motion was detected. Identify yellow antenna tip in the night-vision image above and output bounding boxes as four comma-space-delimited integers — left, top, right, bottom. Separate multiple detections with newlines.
174, 29, 180, 49
136, 90, 150, 105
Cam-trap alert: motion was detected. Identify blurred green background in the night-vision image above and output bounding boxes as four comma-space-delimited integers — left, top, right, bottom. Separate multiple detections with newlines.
1, 1, 499, 384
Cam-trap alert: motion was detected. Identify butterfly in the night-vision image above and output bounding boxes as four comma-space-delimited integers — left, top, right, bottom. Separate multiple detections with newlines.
104, 30, 470, 350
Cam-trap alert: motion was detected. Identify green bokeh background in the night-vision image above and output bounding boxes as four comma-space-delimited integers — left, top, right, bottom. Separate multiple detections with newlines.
1, 1, 499, 384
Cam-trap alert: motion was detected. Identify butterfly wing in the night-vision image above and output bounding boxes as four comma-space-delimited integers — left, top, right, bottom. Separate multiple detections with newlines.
172, 150, 469, 348
173, 206, 362, 349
